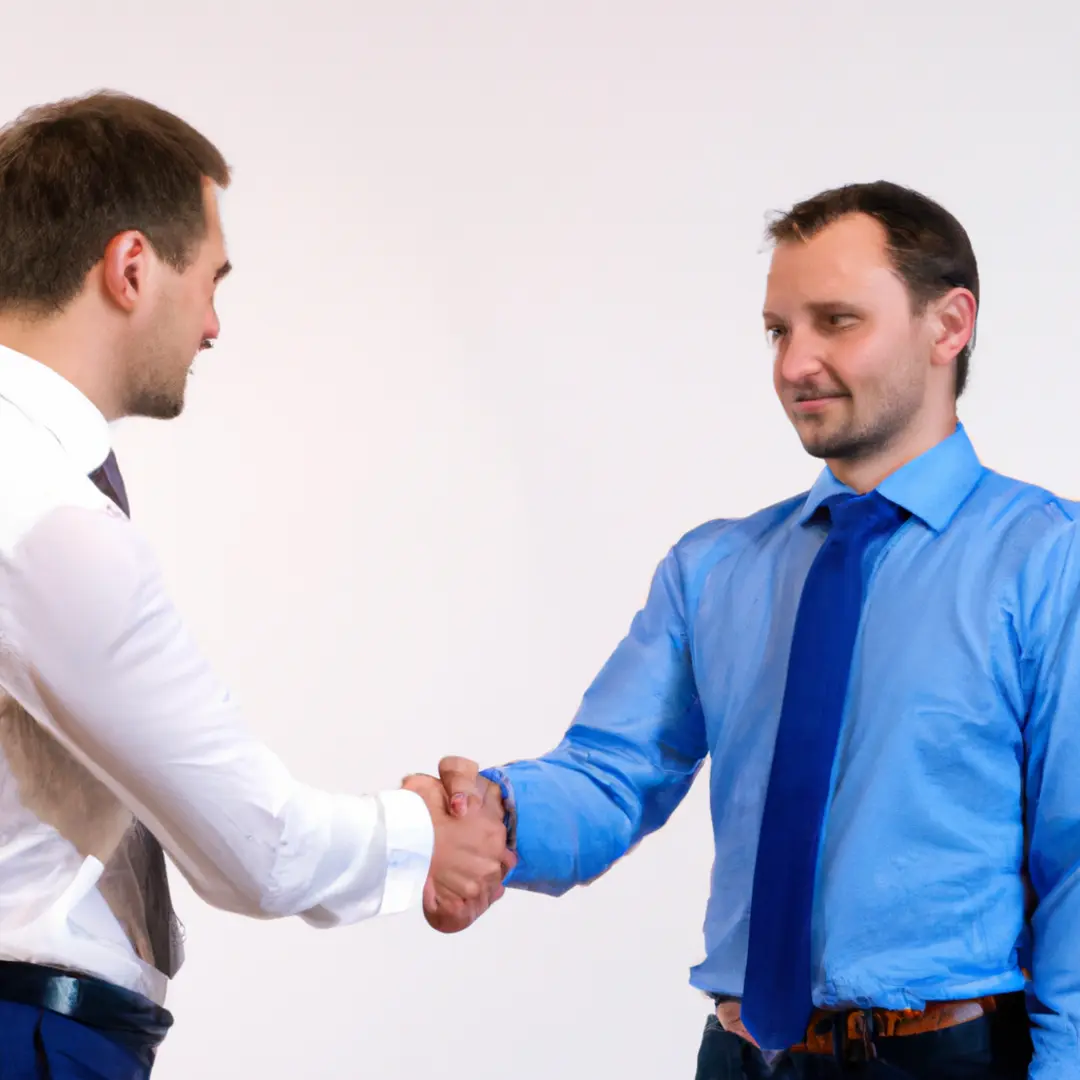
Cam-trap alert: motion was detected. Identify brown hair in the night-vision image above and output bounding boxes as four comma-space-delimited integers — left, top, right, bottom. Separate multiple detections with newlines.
767, 181, 979, 397
0, 89, 230, 316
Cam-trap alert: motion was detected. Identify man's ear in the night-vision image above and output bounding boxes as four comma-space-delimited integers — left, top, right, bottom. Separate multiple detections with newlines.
929, 287, 977, 369
101, 231, 151, 313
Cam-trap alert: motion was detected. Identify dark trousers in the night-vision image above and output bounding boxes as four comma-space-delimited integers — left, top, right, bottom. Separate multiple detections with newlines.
695, 999, 1033, 1080
0, 999, 149, 1079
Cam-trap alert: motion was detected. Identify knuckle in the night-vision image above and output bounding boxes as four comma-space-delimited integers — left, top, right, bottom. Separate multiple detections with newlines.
440, 755, 475, 773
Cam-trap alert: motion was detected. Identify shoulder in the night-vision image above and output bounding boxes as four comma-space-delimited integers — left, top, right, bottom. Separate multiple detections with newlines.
959, 471, 1080, 629
966, 469, 1080, 560
645, 492, 808, 614
970, 468, 1078, 524
670, 490, 807, 571
0, 400, 114, 553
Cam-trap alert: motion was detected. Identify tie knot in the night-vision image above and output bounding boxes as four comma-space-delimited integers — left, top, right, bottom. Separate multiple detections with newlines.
823, 490, 901, 537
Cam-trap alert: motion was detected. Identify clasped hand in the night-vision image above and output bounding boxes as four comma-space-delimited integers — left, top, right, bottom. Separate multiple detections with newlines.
402, 757, 514, 933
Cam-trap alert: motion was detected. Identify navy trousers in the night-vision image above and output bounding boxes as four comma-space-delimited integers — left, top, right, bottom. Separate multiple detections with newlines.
0, 1000, 147, 1080
695, 1001, 1033, 1079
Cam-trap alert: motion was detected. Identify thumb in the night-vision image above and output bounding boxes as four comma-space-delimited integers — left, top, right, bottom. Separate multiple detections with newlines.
438, 756, 480, 817
422, 877, 438, 915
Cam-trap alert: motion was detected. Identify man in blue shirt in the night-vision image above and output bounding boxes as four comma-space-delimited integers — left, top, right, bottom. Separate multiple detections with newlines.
416, 182, 1077, 1077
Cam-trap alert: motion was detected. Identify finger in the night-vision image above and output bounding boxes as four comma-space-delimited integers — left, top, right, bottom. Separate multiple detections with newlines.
425, 893, 467, 933
431, 890, 492, 931
439, 859, 505, 904
438, 756, 479, 792
427, 896, 481, 938
732, 1021, 759, 1049
432, 846, 503, 896
401, 772, 437, 794
479, 779, 505, 815
438, 756, 480, 815
426, 904, 475, 934
422, 876, 438, 914
426, 877, 505, 933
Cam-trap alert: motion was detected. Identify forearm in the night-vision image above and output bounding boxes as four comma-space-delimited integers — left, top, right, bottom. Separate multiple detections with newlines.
173, 780, 434, 924
1028, 1012, 1080, 1079
485, 757, 638, 894
485, 724, 702, 894
1026, 872, 1080, 1077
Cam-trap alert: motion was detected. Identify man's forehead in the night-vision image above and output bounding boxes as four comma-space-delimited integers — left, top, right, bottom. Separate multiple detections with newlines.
199, 181, 230, 268
202, 182, 224, 229
766, 216, 894, 298
777, 214, 887, 263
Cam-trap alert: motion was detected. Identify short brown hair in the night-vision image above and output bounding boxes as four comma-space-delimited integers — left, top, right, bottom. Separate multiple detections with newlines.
767, 181, 979, 397
0, 89, 230, 316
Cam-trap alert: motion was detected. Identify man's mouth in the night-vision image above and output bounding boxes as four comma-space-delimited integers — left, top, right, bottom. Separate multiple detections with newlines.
792, 393, 848, 413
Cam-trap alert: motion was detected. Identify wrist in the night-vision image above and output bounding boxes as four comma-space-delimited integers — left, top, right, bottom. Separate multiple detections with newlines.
479, 766, 517, 850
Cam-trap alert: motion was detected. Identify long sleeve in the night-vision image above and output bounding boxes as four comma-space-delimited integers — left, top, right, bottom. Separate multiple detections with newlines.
1019, 514, 1080, 1077
1, 504, 433, 926
490, 545, 707, 895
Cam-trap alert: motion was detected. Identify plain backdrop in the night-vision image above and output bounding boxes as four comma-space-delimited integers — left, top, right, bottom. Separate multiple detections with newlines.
2, 2, 1079, 1077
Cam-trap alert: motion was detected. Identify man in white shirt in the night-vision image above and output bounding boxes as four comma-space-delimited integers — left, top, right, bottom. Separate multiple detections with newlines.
0, 90, 510, 1079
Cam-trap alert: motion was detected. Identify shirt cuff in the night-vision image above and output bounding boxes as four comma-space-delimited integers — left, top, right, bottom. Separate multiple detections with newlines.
480, 766, 518, 851
376, 788, 434, 915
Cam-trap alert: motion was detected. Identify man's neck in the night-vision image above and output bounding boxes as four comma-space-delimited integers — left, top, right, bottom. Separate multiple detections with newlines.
828, 414, 959, 493
0, 313, 119, 421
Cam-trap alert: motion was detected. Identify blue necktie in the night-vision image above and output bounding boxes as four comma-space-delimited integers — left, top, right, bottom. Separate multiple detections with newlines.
741, 490, 907, 1050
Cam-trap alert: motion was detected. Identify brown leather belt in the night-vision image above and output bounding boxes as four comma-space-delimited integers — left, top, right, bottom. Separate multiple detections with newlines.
717, 995, 998, 1060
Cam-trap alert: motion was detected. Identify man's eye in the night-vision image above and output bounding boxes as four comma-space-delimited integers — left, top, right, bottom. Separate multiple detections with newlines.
765, 326, 785, 344
828, 313, 857, 327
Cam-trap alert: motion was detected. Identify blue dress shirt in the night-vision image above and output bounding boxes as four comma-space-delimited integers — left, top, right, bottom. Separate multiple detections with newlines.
484, 424, 1080, 1077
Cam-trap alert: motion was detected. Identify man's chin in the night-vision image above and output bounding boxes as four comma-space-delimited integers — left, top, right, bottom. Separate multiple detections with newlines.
800, 440, 832, 460
796, 427, 859, 461
126, 390, 186, 422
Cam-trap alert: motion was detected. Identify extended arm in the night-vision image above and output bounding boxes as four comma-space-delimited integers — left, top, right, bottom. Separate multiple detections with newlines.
438, 544, 708, 915
2, 505, 438, 925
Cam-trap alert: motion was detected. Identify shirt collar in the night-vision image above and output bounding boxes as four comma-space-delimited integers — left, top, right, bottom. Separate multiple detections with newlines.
797, 422, 985, 533
0, 343, 111, 475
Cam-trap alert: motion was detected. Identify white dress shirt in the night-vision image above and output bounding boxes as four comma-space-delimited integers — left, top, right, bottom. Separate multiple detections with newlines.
0, 345, 433, 1006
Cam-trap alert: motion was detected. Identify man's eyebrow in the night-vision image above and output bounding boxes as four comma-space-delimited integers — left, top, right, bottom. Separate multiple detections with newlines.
805, 299, 859, 314
763, 300, 862, 320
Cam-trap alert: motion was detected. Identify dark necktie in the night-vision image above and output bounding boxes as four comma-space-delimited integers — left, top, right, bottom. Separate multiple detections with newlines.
89, 450, 182, 979
741, 490, 907, 1050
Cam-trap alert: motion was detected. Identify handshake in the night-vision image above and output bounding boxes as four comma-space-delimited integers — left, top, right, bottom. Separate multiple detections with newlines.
402, 757, 515, 934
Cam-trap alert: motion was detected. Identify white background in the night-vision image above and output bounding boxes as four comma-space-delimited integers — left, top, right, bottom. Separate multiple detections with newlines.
3, 2, 1079, 1076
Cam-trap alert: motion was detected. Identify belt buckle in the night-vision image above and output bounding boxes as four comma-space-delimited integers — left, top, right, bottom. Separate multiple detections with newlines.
834, 1009, 877, 1065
